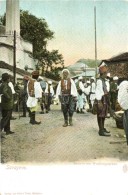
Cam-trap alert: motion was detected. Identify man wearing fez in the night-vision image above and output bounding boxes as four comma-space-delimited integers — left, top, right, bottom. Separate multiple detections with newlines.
95, 65, 111, 136
56, 69, 77, 127
27, 71, 42, 125
0, 73, 14, 135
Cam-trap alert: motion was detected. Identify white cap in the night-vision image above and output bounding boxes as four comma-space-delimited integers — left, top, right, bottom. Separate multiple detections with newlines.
113, 76, 118, 80
78, 76, 83, 80
91, 77, 95, 81
87, 80, 90, 84
107, 73, 110, 77
38, 76, 44, 80
48, 80, 52, 84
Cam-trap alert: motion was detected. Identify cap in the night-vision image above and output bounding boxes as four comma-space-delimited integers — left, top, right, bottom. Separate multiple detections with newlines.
78, 76, 83, 80
91, 77, 95, 80
99, 65, 108, 73
107, 73, 110, 77
32, 71, 39, 76
2, 73, 10, 81
38, 76, 44, 80
48, 80, 52, 84
113, 76, 118, 80
87, 80, 90, 84
62, 69, 70, 74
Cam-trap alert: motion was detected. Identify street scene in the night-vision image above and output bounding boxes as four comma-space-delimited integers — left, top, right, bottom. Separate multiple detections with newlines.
0, 0, 128, 194
1, 103, 128, 164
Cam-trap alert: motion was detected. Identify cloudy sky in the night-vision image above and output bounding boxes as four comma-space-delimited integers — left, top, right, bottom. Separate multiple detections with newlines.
0, 0, 128, 66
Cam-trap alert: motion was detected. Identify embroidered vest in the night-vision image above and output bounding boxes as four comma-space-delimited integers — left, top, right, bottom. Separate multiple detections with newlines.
28, 79, 35, 97
61, 79, 71, 95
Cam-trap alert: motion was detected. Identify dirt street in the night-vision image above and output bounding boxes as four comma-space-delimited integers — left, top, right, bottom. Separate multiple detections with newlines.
1, 104, 128, 164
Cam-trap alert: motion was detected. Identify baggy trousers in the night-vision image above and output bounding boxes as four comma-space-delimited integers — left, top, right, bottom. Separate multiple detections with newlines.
61, 95, 75, 121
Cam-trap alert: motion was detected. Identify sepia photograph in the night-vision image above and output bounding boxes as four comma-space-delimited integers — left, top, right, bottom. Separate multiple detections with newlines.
0, 0, 128, 194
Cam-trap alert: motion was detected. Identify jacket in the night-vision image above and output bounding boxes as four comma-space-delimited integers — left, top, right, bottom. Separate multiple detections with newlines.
0, 82, 13, 110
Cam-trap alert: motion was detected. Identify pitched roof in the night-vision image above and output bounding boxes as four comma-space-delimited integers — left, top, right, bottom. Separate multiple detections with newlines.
101, 52, 128, 64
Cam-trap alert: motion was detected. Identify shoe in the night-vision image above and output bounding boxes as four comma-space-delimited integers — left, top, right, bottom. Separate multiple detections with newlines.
20, 115, 26, 117
46, 111, 49, 113
76, 109, 80, 113
99, 130, 111, 136
63, 121, 68, 127
104, 128, 110, 133
6, 131, 15, 135
30, 121, 41, 125
40, 111, 44, 114
10, 117, 16, 120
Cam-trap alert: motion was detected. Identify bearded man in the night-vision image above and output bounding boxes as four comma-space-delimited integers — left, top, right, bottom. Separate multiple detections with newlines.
56, 69, 77, 127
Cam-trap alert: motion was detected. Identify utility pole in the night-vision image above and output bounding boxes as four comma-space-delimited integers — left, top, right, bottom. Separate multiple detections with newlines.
94, 6, 97, 76
13, 30, 16, 85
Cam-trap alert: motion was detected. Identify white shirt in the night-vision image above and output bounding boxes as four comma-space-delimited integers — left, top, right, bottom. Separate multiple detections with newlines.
45, 84, 54, 96
95, 79, 109, 100
8, 82, 15, 94
118, 81, 128, 110
27, 80, 42, 108
56, 79, 78, 98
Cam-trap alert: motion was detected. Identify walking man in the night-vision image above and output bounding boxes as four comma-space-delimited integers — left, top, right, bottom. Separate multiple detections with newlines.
56, 69, 77, 127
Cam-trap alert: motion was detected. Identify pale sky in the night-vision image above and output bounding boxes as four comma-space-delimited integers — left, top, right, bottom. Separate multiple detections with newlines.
0, 0, 128, 66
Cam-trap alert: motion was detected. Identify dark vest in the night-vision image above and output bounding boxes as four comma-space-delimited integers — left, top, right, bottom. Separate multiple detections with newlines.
61, 79, 71, 95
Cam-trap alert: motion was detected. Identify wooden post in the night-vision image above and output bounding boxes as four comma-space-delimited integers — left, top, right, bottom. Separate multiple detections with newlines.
94, 6, 97, 76
13, 30, 16, 85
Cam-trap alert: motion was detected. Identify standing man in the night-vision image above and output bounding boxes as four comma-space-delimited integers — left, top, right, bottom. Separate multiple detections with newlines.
27, 71, 42, 125
45, 80, 54, 112
20, 75, 31, 117
76, 76, 85, 113
56, 69, 77, 127
118, 80, 128, 145
90, 77, 96, 109
0, 73, 14, 135
110, 76, 119, 111
95, 65, 111, 136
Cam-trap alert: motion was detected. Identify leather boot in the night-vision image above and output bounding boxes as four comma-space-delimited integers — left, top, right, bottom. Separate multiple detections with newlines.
69, 117, 73, 126
99, 130, 111, 136
30, 112, 41, 125
63, 120, 68, 127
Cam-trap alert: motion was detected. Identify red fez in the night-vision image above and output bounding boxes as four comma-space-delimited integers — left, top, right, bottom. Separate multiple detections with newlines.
32, 71, 39, 76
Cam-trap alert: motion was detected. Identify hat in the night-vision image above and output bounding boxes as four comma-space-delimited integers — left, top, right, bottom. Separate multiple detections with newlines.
38, 76, 44, 80
113, 76, 118, 80
87, 80, 90, 84
78, 76, 83, 80
99, 65, 108, 74
107, 73, 110, 77
32, 71, 39, 76
62, 69, 70, 74
2, 73, 10, 81
91, 77, 95, 80
48, 80, 52, 84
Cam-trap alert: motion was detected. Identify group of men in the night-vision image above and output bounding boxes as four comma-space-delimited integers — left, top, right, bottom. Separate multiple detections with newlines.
0, 71, 55, 136
0, 66, 128, 142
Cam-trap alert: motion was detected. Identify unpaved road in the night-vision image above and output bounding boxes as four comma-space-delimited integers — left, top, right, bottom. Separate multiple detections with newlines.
1, 104, 128, 164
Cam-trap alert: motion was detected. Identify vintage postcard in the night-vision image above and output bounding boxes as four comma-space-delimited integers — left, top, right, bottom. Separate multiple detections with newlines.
0, 0, 128, 194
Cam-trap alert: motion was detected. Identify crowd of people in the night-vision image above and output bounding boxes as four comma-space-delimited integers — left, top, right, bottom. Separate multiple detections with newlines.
0, 64, 128, 141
